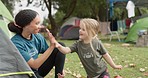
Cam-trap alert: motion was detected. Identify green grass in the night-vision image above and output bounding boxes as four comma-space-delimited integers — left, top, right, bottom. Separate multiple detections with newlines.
45, 36, 148, 78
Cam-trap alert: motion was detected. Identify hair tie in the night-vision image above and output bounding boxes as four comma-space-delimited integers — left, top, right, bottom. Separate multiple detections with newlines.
93, 34, 97, 38
14, 22, 22, 28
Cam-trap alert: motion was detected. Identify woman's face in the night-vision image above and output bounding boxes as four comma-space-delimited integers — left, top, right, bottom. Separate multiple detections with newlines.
23, 15, 41, 34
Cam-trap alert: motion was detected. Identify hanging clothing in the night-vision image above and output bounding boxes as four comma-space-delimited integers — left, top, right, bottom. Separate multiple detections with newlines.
126, 1, 135, 18
109, 0, 114, 18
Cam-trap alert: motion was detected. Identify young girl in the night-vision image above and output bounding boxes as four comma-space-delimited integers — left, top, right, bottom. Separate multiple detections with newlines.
55, 18, 122, 78
8, 9, 65, 78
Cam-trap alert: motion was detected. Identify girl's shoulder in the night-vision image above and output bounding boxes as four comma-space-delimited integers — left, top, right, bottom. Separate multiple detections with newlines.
92, 38, 102, 44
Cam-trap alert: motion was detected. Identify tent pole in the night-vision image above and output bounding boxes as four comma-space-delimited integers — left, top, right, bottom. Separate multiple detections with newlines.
106, 0, 109, 34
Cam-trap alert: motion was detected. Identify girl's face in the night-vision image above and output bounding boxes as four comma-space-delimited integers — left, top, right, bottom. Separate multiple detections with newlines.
23, 15, 41, 34
79, 25, 89, 41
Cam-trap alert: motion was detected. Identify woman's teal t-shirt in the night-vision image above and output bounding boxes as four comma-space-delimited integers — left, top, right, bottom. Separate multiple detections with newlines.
11, 33, 48, 62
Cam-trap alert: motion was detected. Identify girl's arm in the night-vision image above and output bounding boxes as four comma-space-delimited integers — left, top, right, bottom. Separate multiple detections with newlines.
47, 28, 71, 54
55, 42, 71, 54
103, 53, 122, 69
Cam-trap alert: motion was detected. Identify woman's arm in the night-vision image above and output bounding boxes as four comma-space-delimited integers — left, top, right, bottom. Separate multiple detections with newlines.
28, 45, 54, 69
103, 53, 122, 69
28, 29, 55, 69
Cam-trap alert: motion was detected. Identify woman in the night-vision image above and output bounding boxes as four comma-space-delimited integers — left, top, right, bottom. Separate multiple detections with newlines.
8, 9, 65, 78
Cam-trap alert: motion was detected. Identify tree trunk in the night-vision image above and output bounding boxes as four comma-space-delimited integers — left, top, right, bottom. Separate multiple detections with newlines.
44, 0, 58, 37
62, 0, 77, 20
48, 14, 58, 37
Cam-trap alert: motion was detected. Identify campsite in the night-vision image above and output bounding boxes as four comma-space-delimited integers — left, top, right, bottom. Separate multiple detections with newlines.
0, 0, 148, 78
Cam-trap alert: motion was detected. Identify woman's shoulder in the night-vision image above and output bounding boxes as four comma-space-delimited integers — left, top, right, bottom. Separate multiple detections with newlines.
11, 34, 22, 41
11, 34, 25, 46
33, 33, 44, 39
34, 33, 43, 37
33, 33, 46, 42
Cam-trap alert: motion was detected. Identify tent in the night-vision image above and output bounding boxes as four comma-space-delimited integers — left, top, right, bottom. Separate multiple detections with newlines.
59, 25, 80, 40
0, 1, 36, 78
59, 17, 80, 40
0, 28, 36, 78
0, 1, 14, 38
106, 0, 148, 42
125, 17, 148, 43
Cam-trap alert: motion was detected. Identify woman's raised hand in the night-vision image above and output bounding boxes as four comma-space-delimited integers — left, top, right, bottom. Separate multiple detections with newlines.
46, 29, 56, 45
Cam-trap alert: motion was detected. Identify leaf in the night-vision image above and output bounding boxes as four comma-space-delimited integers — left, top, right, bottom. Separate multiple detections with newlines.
139, 68, 145, 72
143, 72, 148, 76
76, 73, 82, 78
114, 75, 122, 78
65, 68, 72, 74
121, 43, 130, 47
72, 72, 76, 76
129, 63, 136, 67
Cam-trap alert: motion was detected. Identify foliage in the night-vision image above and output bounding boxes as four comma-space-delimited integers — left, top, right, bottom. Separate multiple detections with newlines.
54, 0, 107, 21
113, 8, 127, 20
1, 0, 19, 15
139, 7, 148, 15
3, 0, 148, 37
54, 11, 65, 27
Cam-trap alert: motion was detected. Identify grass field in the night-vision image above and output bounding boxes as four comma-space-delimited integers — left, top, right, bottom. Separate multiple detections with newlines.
45, 36, 148, 78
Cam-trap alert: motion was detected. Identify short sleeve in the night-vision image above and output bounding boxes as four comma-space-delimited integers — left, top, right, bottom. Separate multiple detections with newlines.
69, 41, 78, 53
97, 41, 108, 55
14, 42, 31, 62
35, 34, 49, 53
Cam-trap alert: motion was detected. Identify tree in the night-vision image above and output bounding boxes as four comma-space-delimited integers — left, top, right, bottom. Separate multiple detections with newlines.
24, 0, 77, 37
55, 0, 107, 22
44, 0, 77, 37
15, 0, 107, 37
1, 0, 19, 15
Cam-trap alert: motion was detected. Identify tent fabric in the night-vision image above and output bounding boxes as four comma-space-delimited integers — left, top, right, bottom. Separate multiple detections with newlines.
0, 28, 36, 78
59, 25, 79, 40
0, 18, 14, 38
0, 1, 14, 38
0, 1, 13, 21
61, 17, 79, 28
59, 17, 80, 40
59, 25, 72, 37
125, 17, 148, 43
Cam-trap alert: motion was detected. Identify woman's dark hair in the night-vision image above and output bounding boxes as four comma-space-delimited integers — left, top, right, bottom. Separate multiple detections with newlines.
8, 9, 38, 34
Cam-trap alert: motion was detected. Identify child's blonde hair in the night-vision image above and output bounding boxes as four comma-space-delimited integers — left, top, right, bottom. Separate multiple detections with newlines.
80, 18, 100, 40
